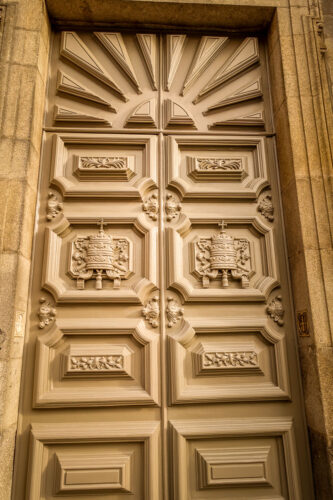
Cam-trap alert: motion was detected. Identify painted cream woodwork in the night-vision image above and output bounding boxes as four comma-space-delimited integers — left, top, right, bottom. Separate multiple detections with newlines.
13, 31, 314, 499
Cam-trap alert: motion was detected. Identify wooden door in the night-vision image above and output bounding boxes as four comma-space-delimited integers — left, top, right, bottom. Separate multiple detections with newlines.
13, 31, 314, 499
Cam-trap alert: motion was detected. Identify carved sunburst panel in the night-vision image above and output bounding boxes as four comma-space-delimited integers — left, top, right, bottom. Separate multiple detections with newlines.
46, 32, 268, 132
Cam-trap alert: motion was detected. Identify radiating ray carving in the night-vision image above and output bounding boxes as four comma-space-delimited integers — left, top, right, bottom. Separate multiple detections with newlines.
194, 38, 260, 103
181, 36, 229, 96
125, 99, 157, 127
165, 34, 186, 91
164, 99, 196, 128
94, 32, 142, 94
60, 32, 128, 102
53, 105, 111, 126
203, 78, 263, 115
56, 71, 116, 111
136, 34, 158, 90
208, 110, 265, 128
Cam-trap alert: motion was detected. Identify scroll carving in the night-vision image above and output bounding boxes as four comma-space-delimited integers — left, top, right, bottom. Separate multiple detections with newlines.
47, 192, 63, 221
166, 297, 184, 327
194, 221, 251, 288
38, 297, 56, 329
70, 219, 131, 290
165, 193, 181, 221
143, 192, 159, 220
266, 295, 284, 326
142, 296, 159, 327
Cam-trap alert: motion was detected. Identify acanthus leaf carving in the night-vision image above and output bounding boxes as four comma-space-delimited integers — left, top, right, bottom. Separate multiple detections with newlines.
165, 193, 181, 221
38, 297, 56, 329
166, 296, 184, 327
47, 192, 63, 221
80, 157, 127, 170
258, 192, 274, 222
266, 295, 284, 326
187, 157, 245, 182
75, 155, 135, 182
194, 221, 251, 289
142, 192, 159, 220
70, 219, 131, 290
142, 296, 159, 327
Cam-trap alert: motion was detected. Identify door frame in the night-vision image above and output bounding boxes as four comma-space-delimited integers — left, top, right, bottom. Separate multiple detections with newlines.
0, 1, 332, 498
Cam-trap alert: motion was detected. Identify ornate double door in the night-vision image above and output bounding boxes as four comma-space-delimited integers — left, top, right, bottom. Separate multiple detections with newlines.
14, 31, 314, 499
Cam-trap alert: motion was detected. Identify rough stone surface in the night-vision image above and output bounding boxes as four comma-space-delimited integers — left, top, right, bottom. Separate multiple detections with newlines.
0, 0, 332, 498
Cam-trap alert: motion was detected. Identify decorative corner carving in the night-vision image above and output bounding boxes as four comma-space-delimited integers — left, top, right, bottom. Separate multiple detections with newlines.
47, 192, 63, 221
258, 192, 274, 222
165, 193, 181, 221
142, 192, 159, 220
70, 219, 131, 290
166, 297, 184, 327
142, 296, 159, 327
194, 221, 251, 288
266, 295, 284, 326
38, 297, 56, 329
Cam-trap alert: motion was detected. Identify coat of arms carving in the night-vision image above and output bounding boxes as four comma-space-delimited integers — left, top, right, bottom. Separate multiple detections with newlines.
69, 219, 132, 290
193, 221, 252, 288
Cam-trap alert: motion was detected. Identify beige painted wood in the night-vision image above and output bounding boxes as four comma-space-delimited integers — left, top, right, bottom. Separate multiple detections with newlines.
13, 31, 314, 499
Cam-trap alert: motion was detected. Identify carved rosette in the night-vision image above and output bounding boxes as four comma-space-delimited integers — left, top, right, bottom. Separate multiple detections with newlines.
142, 296, 160, 328
142, 192, 159, 220
194, 221, 251, 288
70, 220, 131, 290
47, 192, 63, 221
166, 297, 184, 327
38, 297, 56, 329
258, 192, 274, 222
266, 295, 284, 326
165, 193, 181, 221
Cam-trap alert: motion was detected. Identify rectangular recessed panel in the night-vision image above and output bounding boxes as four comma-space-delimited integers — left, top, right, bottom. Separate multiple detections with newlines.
65, 468, 121, 486
211, 463, 265, 480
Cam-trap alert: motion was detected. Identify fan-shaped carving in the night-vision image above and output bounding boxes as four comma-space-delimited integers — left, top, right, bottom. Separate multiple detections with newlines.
165, 99, 196, 128
125, 99, 157, 128
181, 36, 229, 96
53, 105, 111, 125
194, 37, 259, 103
136, 34, 158, 90
56, 71, 116, 110
165, 34, 187, 91
51, 32, 264, 131
94, 32, 142, 94
209, 111, 265, 128
60, 31, 128, 102
203, 78, 263, 115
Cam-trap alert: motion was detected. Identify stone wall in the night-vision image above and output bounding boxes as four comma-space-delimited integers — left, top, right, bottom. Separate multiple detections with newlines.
0, 2, 50, 499
0, 1, 332, 498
